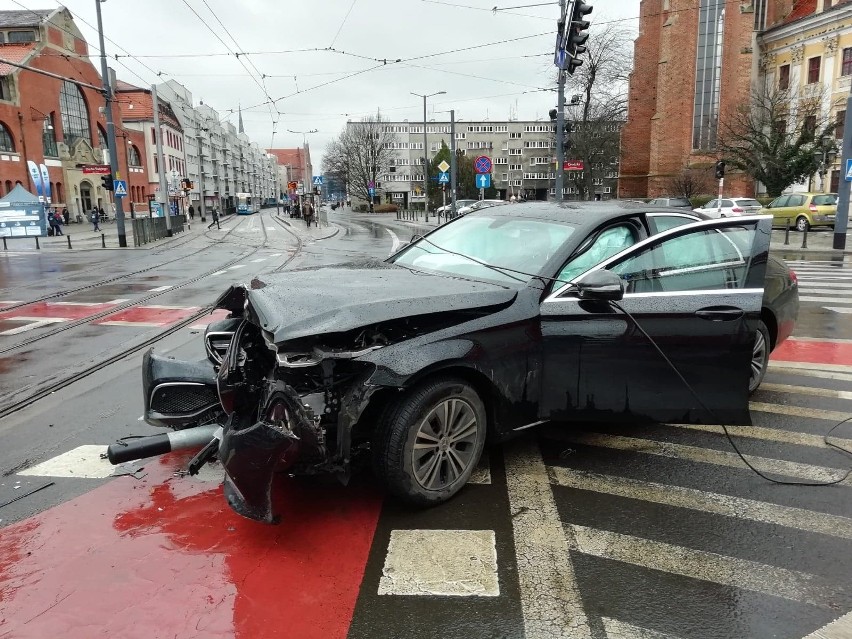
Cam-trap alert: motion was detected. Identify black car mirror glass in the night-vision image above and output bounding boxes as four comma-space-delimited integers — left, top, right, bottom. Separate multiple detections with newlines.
575, 270, 625, 301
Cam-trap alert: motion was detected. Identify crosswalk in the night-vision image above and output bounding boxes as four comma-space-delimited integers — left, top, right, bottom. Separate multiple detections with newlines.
786, 258, 852, 314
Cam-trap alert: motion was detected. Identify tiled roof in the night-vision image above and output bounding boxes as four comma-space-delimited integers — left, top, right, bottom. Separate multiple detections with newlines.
0, 42, 38, 76
116, 88, 183, 131
115, 79, 142, 92
0, 9, 51, 28
267, 148, 305, 167
783, 0, 817, 23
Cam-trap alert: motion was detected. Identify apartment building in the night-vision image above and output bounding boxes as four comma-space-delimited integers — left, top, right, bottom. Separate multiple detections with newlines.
357, 119, 620, 207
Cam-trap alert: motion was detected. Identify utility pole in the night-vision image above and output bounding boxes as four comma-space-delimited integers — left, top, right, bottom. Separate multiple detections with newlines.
834, 81, 852, 250
94, 0, 127, 247
450, 109, 458, 217
411, 91, 445, 219
555, 68, 566, 202
151, 85, 172, 236
196, 130, 207, 222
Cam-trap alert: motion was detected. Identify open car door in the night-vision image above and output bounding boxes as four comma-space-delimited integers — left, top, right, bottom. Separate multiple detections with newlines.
539, 216, 772, 426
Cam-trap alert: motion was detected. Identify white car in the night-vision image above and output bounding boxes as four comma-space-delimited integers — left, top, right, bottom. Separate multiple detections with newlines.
693, 197, 763, 218
436, 199, 476, 216
457, 199, 509, 216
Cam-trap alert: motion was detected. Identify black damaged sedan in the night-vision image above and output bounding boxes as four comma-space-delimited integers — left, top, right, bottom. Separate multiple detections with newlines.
121, 202, 798, 523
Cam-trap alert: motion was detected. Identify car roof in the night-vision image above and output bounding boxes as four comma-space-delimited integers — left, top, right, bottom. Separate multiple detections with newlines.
466, 200, 670, 227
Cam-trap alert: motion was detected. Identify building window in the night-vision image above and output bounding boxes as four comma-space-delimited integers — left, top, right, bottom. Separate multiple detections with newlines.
842, 48, 852, 77
42, 113, 58, 157
8, 30, 35, 43
59, 81, 91, 147
837, 110, 846, 141
803, 115, 816, 139
692, 0, 725, 150
509, 132, 522, 139
753, 0, 767, 30
0, 121, 15, 152
778, 64, 790, 90
807, 57, 821, 84
128, 145, 142, 167
494, 157, 508, 164
0, 76, 11, 101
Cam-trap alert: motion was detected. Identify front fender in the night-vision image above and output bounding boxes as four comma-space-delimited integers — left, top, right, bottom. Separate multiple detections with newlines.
362, 338, 478, 387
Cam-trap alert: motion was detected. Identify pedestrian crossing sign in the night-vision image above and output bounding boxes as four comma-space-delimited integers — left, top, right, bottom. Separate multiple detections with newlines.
845, 158, 852, 182
312, 175, 324, 186
113, 180, 128, 197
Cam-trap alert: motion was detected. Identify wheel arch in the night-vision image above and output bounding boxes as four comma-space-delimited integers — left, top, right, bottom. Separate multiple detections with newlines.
760, 306, 778, 351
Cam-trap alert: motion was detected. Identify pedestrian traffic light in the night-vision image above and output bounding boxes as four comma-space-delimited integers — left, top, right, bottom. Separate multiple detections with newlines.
714, 160, 726, 179
549, 108, 558, 121
565, 1, 592, 75
101, 173, 114, 191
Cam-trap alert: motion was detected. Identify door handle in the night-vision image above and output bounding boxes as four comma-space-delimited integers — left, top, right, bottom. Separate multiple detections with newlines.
695, 306, 744, 321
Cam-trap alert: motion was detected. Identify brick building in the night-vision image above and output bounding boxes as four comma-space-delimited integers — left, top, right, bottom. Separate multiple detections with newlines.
267, 146, 313, 197
0, 8, 149, 218
619, 0, 804, 199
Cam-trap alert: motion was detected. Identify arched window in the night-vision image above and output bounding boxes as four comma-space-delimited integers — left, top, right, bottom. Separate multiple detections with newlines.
42, 112, 58, 157
96, 124, 107, 149
59, 81, 91, 147
128, 144, 141, 167
0, 121, 15, 152
4, 180, 12, 194
56, 182, 64, 202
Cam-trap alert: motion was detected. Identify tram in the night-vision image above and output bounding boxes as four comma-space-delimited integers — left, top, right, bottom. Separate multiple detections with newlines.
236, 193, 259, 215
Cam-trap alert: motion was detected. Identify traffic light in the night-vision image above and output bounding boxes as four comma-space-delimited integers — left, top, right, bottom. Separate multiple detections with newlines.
101, 173, 114, 191
549, 108, 558, 121
565, 1, 592, 75
714, 160, 726, 179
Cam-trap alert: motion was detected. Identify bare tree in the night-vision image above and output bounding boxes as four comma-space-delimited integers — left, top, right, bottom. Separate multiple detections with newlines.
665, 168, 712, 200
718, 83, 837, 197
562, 23, 632, 200
326, 112, 395, 208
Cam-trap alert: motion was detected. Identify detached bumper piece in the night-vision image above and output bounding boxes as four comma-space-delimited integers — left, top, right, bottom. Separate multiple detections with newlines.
219, 381, 322, 524
143, 349, 223, 429
107, 424, 219, 465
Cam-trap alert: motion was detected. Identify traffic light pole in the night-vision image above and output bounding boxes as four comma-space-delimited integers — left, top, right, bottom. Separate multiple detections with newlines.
450, 109, 458, 216
555, 67, 566, 202
94, 0, 127, 248
151, 84, 172, 236
834, 82, 851, 250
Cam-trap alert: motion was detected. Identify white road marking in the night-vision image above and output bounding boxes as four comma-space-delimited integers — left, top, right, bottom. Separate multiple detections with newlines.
504, 439, 592, 639
803, 610, 852, 638
0, 317, 67, 335
106, 299, 131, 304
211, 270, 227, 276
228, 264, 246, 270
51, 301, 107, 306
768, 364, 852, 383
147, 285, 172, 292
386, 228, 401, 253
768, 360, 852, 374
266, 226, 275, 231
569, 524, 840, 608
826, 307, 852, 314
758, 382, 852, 400
786, 336, 852, 344
800, 296, 852, 304
98, 321, 165, 327
667, 422, 849, 449
548, 466, 852, 539
548, 431, 849, 485
602, 618, 684, 639
0, 300, 23, 305
795, 288, 852, 295
135, 304, 198, 310
251, 258, 266, 263
19, 445, 115, 479
750, 401, 850, 423
270, 253, 283, 257
377, 529, 499, 597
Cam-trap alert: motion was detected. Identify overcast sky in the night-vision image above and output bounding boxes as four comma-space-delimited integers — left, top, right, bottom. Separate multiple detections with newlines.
5, 0, 641, 168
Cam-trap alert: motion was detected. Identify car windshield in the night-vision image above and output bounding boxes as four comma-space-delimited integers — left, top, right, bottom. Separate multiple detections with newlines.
390, 213, 576, 284
669, 198, 690, 206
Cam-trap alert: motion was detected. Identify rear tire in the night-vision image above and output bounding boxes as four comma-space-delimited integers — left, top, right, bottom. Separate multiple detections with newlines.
796, 216, 810, 232
372, 377, 486, 506
749, 320, 771, 395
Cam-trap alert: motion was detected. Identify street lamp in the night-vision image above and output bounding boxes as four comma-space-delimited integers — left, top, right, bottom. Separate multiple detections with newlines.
411, 91, 446, 220
813, 133, 838, 192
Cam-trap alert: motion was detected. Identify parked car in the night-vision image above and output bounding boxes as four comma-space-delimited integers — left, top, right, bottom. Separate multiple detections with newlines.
693, 197, 763, 218
647, 197, 693, 209
436, 199, 476, 216
760, 192, 837, 232
135, 202, 797, 523
456, 199, 509, 216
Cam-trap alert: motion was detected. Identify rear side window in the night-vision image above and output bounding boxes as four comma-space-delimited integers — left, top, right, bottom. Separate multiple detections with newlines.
669, 198, 691, 207
721, 200, 733, 208
812, 195, 837, 206
738, 199, 761, 208
771, 196, 789, 207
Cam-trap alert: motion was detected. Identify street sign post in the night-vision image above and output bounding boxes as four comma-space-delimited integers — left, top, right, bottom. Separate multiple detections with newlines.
113, 180, 128, 197
474, 156, 493, 175
475, 174, 491, 189
438, 172, 450, 184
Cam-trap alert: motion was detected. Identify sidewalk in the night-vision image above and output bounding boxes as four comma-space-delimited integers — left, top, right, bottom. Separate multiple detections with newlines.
769, 227, 852, 255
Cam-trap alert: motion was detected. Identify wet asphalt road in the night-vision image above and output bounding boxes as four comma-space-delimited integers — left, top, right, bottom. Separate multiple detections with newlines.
0, 210, 851, 639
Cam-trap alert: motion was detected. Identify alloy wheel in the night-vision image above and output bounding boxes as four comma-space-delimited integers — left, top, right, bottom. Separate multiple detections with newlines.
411, 397, 479, 490
750, 329, 768, 391
796, 216, 809, 232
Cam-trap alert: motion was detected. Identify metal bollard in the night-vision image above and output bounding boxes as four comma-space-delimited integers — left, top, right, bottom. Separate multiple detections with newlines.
2, 237, 6, 250
784, 218, 790, 245
801, 225, 808, 249
35, 237, 40, 250
101, 233, 106, 248
67, 235, 72, 249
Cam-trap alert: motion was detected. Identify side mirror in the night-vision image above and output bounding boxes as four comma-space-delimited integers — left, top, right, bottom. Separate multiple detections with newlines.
575, 270, 625, 301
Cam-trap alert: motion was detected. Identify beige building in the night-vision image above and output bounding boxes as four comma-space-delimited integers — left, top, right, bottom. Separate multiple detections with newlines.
758, 1, 852, 194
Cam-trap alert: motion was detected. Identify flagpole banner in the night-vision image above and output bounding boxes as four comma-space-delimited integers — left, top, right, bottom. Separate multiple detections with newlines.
27, 160, 44, 202
38, 164, 52, 205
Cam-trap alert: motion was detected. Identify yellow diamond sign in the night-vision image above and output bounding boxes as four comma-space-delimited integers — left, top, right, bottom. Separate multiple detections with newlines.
437, 160, 450, 173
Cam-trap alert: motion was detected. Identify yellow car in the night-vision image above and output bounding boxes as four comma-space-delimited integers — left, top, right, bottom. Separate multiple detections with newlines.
760, 192, 837, 232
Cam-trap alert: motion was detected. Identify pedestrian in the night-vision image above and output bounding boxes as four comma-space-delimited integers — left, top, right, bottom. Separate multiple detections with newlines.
62, 207, 69, 225
98, 206, 106, 223
53, 210, 64, 235
188, 204, 195, 220
212, 207, 219, 222
304, 201, 313, 228
91, 207, 101, 232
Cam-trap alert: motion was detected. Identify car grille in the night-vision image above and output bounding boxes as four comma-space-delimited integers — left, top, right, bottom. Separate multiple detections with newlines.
150, 384, 218, 415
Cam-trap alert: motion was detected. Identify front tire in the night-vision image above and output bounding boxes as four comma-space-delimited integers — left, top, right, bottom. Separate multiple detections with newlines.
372, 377, 486, 505
796, 216, 810, 232
749, 320, 771, 394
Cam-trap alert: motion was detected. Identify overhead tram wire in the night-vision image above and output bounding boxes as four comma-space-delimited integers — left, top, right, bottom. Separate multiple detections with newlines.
329, 0, 359, 48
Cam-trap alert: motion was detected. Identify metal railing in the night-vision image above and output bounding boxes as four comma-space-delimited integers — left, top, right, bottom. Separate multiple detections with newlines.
132, 215, 187, 246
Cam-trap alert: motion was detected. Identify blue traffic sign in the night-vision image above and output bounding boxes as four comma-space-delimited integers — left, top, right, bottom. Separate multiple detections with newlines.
475, 173, 491, 189
368, 187, 375, 196
845, 158, 852, 182
312, 175, 324, 186
113, 180, 127, 197
438, 171, 450, 184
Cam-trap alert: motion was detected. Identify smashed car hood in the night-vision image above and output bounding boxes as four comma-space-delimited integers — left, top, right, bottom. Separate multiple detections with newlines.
242, 259, 517, 343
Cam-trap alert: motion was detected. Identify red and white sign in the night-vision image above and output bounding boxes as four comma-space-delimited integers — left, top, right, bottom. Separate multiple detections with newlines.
563, 160, 584, 171
474, 156, 493, 175
81, 164, 111, 175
